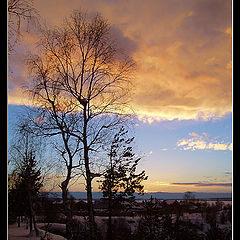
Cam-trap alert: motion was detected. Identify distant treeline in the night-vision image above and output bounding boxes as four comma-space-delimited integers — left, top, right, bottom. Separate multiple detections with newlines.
40, 192, 232, 200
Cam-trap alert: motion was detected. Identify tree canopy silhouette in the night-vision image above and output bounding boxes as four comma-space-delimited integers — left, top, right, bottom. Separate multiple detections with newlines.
99, 126, 147, 240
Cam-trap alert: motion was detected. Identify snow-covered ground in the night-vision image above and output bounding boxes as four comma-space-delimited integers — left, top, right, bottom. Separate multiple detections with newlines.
9, 206, 231, 239
8, 223, 66, 240
8, 223, 37, 240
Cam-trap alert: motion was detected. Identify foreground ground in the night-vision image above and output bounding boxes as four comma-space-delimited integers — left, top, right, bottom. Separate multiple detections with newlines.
8, 223, 39, 240
8, 198, 232, 239
8, 223, 66, 240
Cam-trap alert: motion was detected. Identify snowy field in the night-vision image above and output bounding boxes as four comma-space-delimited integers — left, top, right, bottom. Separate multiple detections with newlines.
8, 199, 231, 239
8, 223, 66, 240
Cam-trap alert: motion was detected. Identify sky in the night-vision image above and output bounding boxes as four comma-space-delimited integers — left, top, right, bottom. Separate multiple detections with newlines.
8, 0, 232, 193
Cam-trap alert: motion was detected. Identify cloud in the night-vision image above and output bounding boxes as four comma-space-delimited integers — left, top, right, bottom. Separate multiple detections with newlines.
160, 148, 168, 151
8, 0, 232, 122
228, 143, 232, 151
172, 182, 232, 187
109, 25, 138, 57
189, 132, 199, 137
177, 132, 232, 151
126, 0, 231, 121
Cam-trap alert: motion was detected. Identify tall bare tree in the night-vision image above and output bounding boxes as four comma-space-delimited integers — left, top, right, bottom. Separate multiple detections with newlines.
26, 10, 135, 240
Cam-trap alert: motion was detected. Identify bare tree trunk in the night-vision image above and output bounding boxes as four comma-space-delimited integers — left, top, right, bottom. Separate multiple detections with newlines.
32, 215, 39, 237
17, 216, 20, 227
86, 173, 96, 240
25, 217, 28, 229
83, 103, 97, 240
27, 189, 33, 234
61, 176, 73, 240
107, 162, 113, 240
107, 189, 113, 240
28, 191, 39, 236
29, 215, 33, 232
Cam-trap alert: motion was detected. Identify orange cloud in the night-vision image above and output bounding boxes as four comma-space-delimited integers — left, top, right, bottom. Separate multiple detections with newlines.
8, 0, 232, 122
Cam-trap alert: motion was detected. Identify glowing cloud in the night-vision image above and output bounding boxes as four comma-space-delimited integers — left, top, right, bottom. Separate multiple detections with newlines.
8, 0, 232, 122
171, 182, 232, 187
177, 132, 232, 151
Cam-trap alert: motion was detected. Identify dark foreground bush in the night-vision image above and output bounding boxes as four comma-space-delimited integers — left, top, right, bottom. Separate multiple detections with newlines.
40, 224, 66, 238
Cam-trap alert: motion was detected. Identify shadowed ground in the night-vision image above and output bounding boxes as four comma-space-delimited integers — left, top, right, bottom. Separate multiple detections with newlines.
8, 223, 40, 240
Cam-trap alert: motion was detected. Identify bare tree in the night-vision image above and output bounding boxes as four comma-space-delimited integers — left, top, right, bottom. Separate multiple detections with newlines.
9, 105, 82, 239
21, 105, 83, 239
8, 0, 38, 53
26, 10, 135, 240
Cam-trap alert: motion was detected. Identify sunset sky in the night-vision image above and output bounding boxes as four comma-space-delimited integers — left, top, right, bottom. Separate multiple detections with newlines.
8, 0, 232, 193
